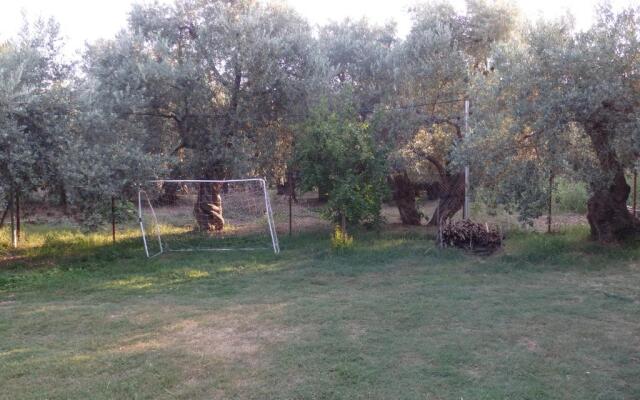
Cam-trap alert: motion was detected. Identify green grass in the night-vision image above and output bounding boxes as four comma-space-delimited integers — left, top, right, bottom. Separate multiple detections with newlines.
1, 224, 639, 399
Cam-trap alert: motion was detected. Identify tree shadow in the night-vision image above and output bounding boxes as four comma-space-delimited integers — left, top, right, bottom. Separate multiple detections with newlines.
481, 227, 640, 273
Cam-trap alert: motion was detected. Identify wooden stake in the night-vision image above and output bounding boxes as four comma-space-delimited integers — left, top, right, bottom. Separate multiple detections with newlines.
111, 196, 116, 244
633, 170, 637, 217
9, 193, 16, 248
15, 192, 20, 242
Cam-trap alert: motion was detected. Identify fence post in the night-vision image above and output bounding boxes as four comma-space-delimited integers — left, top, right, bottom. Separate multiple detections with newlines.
15, 191, 20, 242
435, 198, 443, 248
288, 173, 293, 237
111, 196, 116, 244
9, 191, 16, 248
463, 100, 470, 220
547, 172, 554, 234
633, 170, 637, 217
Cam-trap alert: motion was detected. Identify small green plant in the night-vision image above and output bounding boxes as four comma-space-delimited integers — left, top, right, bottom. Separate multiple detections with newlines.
554, 178, 588, 214
331, 225, 354, 250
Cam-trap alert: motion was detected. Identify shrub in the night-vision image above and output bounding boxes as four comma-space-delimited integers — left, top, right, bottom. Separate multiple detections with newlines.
331, 226, 354, 250
296, 100, 388, 228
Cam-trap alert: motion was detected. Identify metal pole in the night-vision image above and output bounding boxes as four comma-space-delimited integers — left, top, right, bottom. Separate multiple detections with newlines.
111, 196, 116, 244
633, 170, 637, 217
288, 188, 292, 236
437, 203, 441, 247
547, 172, 554, 234
288, 172, 293, 236
463, 100, 470, 220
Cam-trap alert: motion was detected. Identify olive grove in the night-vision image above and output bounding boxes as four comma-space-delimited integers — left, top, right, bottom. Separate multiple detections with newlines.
1, 0, 638, 242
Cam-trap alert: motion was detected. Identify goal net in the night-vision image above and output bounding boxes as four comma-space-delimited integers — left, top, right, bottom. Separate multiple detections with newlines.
138, 179, 279, 257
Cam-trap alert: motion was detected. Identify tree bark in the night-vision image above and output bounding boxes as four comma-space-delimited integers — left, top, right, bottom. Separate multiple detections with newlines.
418, 181, 441, 201
427, 172, 465, 227
159, 181, 180, 206
412, 150, 464, 226
0, 202, 9, 229
194, 182, 224, 232
585, 120, 639, 242
388, 171, 421, 225
58, 183, 69, 214
586, 170, 637, 242
277, 175, 297, 201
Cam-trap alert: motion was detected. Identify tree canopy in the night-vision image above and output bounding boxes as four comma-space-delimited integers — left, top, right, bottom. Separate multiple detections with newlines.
1, 0, 638, 241
458, 4, 640, 241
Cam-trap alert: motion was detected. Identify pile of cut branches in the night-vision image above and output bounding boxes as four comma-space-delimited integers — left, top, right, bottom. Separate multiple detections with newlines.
438, 220, 503, 254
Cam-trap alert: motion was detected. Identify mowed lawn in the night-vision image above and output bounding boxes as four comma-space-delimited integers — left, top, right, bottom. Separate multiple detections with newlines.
1, 227, 639, 399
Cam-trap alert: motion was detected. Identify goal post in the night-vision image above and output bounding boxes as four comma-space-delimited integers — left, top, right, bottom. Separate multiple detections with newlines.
138, 189, 163, 258
138, 179, 280, 256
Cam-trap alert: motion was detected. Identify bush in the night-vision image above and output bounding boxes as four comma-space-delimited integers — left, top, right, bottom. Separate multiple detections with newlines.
331, 226, 354, 250
554, 178, 588, 214
296, 100, 388, 228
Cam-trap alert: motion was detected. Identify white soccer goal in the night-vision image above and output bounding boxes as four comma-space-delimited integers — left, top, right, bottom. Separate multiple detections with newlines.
138, 179, 280, 257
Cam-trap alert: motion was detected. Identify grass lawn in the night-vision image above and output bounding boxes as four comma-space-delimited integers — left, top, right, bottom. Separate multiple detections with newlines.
1, 226, 639, 399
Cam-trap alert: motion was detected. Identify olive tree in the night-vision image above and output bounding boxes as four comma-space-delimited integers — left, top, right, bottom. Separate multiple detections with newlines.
0, 17, 166, 232
459, 5, 640, 241
317, 18, 397, 119
85, 0, 317, 230
0, 18, 73, 220
383, 0, 518, 226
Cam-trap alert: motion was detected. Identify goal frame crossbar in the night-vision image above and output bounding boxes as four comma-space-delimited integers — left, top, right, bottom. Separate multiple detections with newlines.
138, 178, 280, 257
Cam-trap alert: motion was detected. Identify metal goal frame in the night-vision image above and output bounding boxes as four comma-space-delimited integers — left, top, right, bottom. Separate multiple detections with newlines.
138, 178, 280, 257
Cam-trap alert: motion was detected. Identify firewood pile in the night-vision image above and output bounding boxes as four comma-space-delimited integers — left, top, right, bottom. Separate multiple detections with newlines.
438, 220, 503, 254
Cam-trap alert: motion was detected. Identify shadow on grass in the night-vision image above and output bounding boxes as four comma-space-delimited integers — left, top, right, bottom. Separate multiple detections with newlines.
488, 225, 640, 273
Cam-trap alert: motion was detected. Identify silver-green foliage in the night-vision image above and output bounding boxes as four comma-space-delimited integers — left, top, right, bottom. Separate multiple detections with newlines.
0, 18, 166, 229
84, 0, 318, 180
459, 4, 640, 229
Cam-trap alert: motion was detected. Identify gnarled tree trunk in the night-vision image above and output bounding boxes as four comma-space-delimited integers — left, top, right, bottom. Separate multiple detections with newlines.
194, 183, 224, 232
427, 172, 465, 227
159, 181, 180, 206
585, 119, 639, 241
419, 181, 441, 201
587, 171, 637, 241
388, 171, 421, 225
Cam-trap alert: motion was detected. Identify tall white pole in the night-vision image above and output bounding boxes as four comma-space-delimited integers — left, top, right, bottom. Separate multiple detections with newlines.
463, 100, 470, 220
